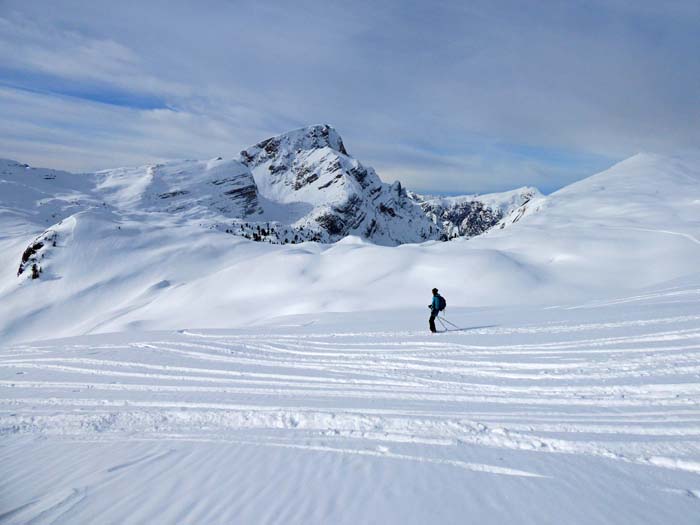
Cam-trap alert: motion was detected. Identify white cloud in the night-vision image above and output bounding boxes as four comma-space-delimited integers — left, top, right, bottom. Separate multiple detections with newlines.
0, 87, 252, 171
0, 0, 698, 192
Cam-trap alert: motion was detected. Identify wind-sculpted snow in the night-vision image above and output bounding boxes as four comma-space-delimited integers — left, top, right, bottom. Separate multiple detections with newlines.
0, 159, 99, 229
0, 156, 262, 226
1, 285, 700, 523
93, 157, 261, 218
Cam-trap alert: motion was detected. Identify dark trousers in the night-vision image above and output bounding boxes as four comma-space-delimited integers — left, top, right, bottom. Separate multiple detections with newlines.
429, 312, 437, 332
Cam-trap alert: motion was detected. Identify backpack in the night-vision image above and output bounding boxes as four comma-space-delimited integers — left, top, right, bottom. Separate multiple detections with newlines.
438, 295, 446, 311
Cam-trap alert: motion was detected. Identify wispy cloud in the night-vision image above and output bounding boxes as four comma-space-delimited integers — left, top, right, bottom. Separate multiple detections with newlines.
0, 0, 697, 192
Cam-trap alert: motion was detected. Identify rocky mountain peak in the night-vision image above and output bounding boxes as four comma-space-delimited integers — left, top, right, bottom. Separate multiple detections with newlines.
2, 126, 542, 255
240, 124, 348, 168
234, 124, 443, 245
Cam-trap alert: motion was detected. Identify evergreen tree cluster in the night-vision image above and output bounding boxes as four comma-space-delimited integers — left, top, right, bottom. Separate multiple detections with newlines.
223, 222, 323, 244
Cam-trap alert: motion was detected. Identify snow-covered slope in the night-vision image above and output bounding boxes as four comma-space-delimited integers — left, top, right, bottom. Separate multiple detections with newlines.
475, 153, 700, 289
0, 159, 98, 230
2, 280, 700, 524
0, 152, 699, 344
2, 151, 700, 524
240, 125, 438, 245
0, 157, 262, 228
93, 158, 262, 219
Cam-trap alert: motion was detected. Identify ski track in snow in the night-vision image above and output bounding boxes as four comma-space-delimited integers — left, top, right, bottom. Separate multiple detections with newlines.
2, 315, 700, 468
2, 287, 700, 523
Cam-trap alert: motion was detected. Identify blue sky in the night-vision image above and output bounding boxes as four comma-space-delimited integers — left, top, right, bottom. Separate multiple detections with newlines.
0, 0, 698, 193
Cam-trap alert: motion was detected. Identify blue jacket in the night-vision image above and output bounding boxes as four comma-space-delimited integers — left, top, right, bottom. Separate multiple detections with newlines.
431, 295, 440, 313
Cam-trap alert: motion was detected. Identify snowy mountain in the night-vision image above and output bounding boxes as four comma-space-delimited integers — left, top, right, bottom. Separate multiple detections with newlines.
1, 126, 530, 252
1, 150, 699, 345
415, 187, 543, 239
0, 159, 98, 230
239, 125, 438, 244
92, 158, 262, 219
0, 157, 261, 228
237, 125, 538, 244
5, 282, 700, 524
1, 156, 268, 285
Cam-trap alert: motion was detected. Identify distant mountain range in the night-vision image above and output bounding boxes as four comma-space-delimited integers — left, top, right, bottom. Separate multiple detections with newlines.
0, 125, 540, 265
2, 134, 699, 345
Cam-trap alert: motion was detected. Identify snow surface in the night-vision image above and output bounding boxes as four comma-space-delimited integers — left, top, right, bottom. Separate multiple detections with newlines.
1, 152, 700, 523
93, 157, 261, 218
2, 281, 700, 523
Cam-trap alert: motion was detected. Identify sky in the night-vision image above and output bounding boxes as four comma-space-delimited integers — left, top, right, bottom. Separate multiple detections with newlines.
0, 0, 698, 194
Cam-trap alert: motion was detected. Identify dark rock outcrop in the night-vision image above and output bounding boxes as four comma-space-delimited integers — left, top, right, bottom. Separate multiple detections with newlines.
17, 230, 57, 279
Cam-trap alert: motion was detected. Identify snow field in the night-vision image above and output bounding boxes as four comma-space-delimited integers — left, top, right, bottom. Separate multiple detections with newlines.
1, 281, 700, 523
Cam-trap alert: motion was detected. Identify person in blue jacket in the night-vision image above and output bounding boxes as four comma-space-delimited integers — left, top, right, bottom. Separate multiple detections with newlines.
429, 287, 441, 333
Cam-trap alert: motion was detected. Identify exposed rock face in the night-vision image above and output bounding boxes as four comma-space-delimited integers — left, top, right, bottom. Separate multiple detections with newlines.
17, 230, 57, 279
420, 200, 503, 239
239, 125, 437, 245
416, 187, 544, 240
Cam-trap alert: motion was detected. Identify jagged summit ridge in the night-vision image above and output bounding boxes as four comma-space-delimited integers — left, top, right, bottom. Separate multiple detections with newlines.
241, 124, 348, 167
239, 125, 363, 204
237, 125, 439, 244
1, 124, 541, 260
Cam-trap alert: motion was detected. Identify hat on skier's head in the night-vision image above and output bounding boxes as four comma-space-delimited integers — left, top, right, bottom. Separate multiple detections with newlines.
432, 288, 438, 294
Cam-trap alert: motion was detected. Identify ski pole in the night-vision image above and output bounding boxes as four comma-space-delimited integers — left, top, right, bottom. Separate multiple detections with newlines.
439, 316, 459, 329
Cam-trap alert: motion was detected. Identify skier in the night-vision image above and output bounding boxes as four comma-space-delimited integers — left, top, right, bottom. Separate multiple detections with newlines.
428, 288, 446, 333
